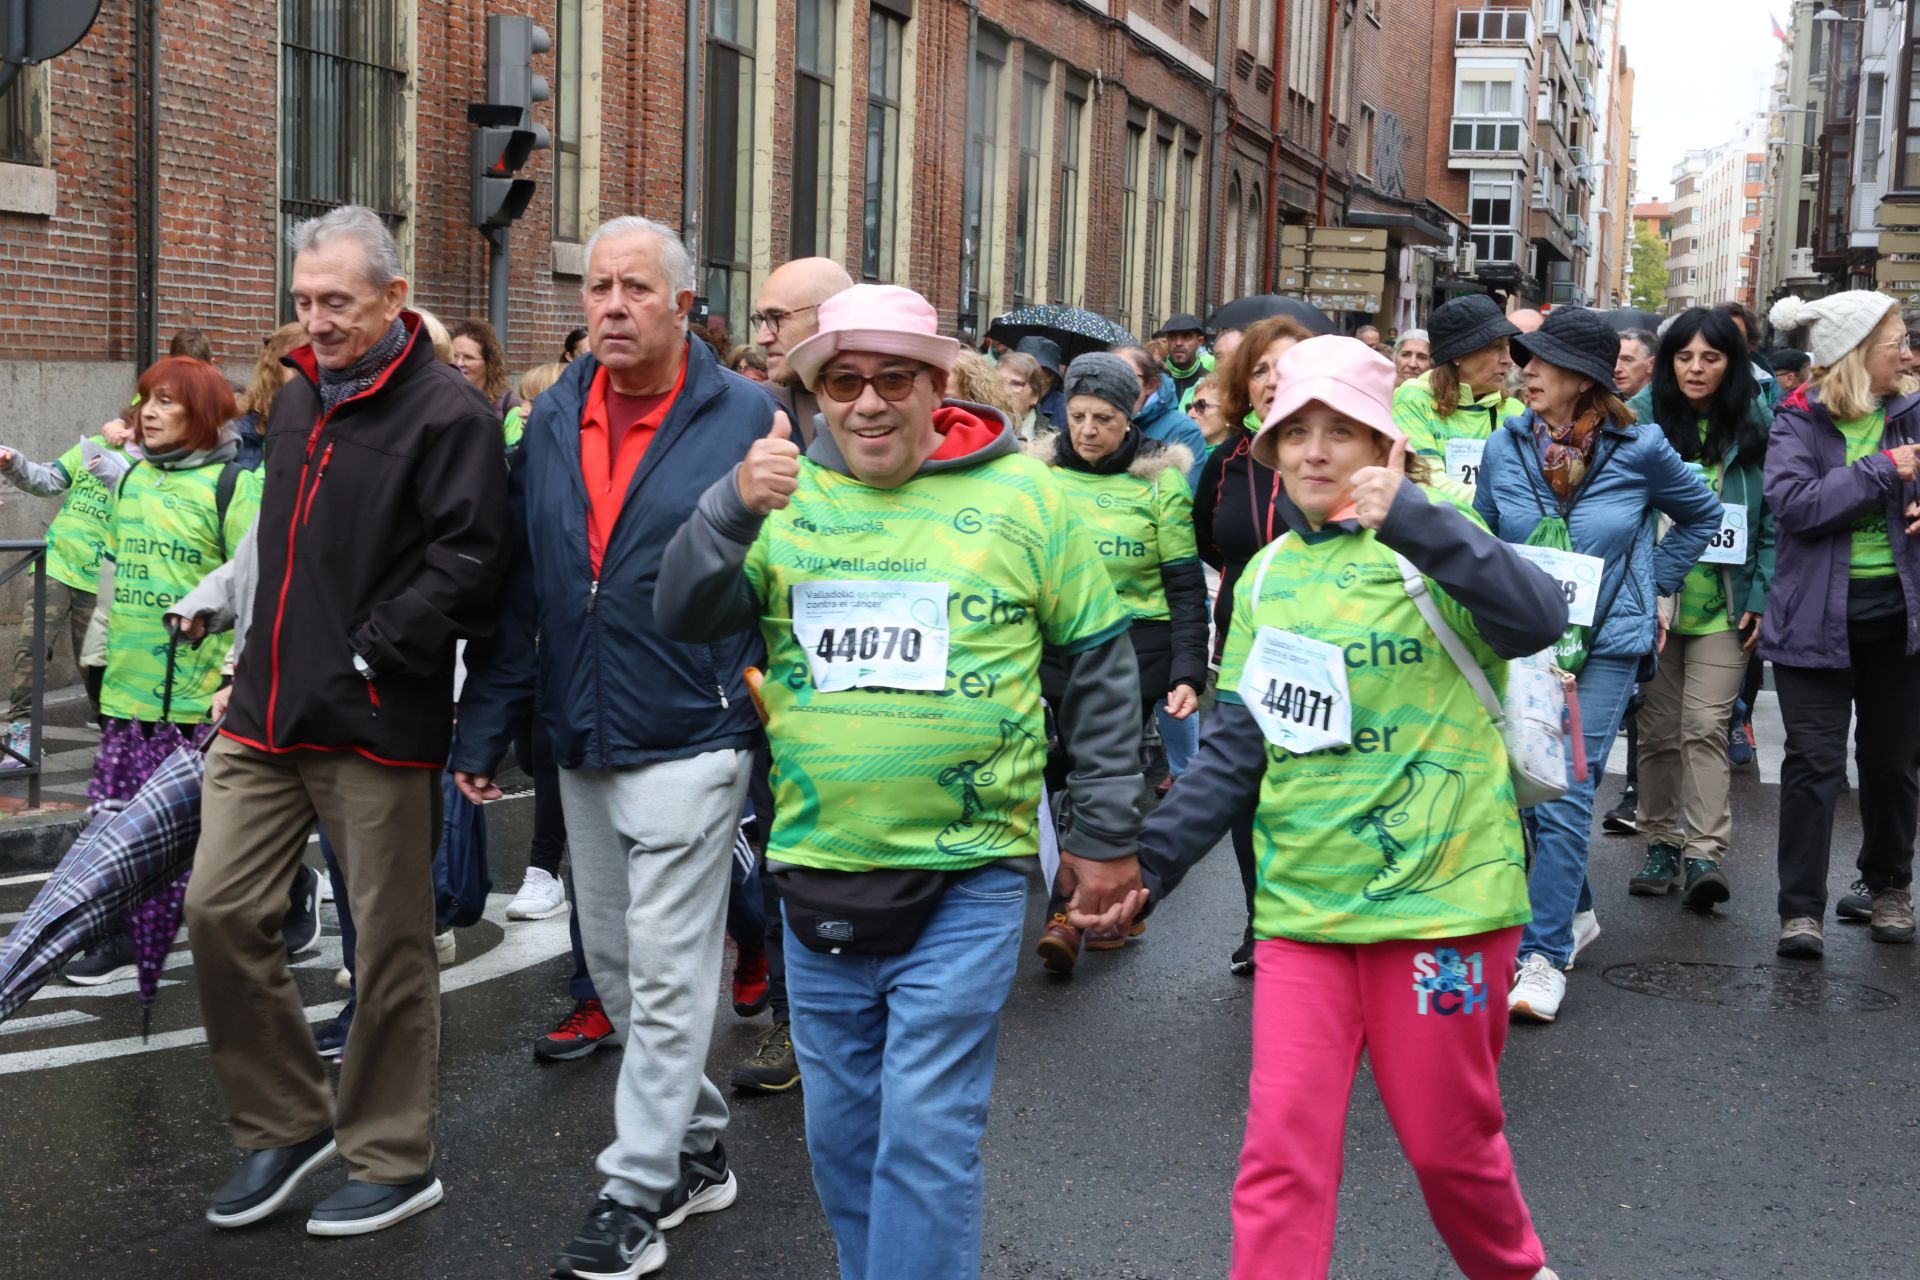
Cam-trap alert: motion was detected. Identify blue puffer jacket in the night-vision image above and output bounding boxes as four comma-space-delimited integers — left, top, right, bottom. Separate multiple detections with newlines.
454, 337, 770, 773
1473, 408, 1723, 658
1132, 373, 1209, 490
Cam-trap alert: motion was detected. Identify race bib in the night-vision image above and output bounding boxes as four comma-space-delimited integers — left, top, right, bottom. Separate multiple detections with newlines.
1700, 505, 1747, 566
1239, 627, 1352, 754
791, 580, 951, 692
1445, 438, 1486, 489
1514, 544, 1604, 628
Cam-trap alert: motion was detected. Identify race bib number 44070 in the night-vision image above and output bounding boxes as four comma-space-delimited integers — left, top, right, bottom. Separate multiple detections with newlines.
791, 580, 951, 692
1238, 627, 1352, 754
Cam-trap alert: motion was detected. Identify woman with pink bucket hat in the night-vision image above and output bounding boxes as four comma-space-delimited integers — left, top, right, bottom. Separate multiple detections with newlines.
1136, 335, 1570, 1279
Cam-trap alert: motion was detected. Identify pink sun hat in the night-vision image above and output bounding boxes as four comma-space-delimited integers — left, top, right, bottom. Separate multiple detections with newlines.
1250, 335, 1406, 471
784, 284, 963, 392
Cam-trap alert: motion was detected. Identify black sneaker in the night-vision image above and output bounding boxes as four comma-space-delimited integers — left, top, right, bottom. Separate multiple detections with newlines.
1837, 878, 1874, 923
305, 1173, 443, 1237
205, 1128, 337, 1229
284, 863, 321, 958
1230, 928, 1255, 977
1680, 858, 1731, 912
1601, 789, 1639, 835
730, 1022, 800, 1093
62, 933, 136, 986
1629, 844, 1683, 896
657, 1142, 738, 1230
314, 999, 355, 1061
554, 1196, 665, 1278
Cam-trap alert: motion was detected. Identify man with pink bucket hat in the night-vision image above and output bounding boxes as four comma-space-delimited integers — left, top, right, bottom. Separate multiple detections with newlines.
656, 283, 1148, 1280
1135, 335, 1572, 1279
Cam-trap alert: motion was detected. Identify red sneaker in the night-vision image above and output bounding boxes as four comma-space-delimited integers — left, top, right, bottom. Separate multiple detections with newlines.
533, 998, 615, 1062
732, 949, 770, 1017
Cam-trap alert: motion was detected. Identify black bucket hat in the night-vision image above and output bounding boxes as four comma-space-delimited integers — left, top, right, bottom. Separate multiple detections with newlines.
1014, 335, 1064, 379
1428, 294, 1520, 367
1510, 307, 1620, 390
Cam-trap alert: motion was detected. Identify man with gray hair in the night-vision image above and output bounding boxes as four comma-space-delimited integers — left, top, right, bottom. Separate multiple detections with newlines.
184, 204, 508, 1236
453, 215, 776, 1278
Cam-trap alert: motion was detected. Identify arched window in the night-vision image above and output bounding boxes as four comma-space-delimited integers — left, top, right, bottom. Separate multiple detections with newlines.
1243, 185, 1264, 296
1223, 177, 1242, 306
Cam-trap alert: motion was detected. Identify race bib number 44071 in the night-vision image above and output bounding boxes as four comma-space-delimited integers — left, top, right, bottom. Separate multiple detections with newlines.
1238, 627, 1352, 754
791, 580, 951, 692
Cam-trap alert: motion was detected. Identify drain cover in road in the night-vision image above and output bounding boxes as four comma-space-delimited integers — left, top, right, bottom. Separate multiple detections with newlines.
1601, 961, 1898, 1013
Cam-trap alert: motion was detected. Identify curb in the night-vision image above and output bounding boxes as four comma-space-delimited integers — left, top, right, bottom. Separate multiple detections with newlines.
0, 811, 90, 874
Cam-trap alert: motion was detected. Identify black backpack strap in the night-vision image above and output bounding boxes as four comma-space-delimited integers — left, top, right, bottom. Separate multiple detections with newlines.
213, 459, 243, 562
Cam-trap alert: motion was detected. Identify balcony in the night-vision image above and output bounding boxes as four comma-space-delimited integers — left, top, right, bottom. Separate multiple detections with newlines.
1451, 116, 1527, 157
1455, 8, 1531, 45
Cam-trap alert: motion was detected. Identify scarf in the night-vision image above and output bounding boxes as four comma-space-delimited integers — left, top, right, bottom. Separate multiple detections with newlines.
317, 317, 409, 412
1539, 410, 1604, 502
139, 439, 239, 473
1054, 423, 1144, 475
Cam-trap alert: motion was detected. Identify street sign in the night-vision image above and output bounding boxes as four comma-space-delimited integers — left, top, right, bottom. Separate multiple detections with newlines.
0, 0, 103, 92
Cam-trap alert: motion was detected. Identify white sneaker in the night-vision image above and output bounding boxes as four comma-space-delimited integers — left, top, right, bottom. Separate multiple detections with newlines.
1566, 910, 1601, 970
435, 930, 456, 966
1535, 1270, 1560, 1280
1508, 952, 1566, 1022
505, 866, 567, 920
334, 967, 352, 991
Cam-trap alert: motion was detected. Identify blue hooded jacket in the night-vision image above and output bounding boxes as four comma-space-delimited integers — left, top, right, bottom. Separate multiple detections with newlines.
1472, 408, 1723, 658
1132, 372, 1209, 491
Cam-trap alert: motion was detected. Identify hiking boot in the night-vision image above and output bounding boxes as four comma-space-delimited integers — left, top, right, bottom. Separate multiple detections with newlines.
1680, 858, 1730, 912
1869, 888, 1916, 944
1629, 844, 1683, 896
1837, 878, 1874, 923
730, 1021, 800, 1094
1777, 916, 1824, 958
731, 948, 770, 1017
534, 998, 615, 1062
1085, 918, 1147, 952
1601, 788, 1639, 835
657, 1142, 738, 1230
1035, 913, 1083, 973
62, 934, 136, 986
554, 1196, 664, 1278
205, 1128, 338, 1229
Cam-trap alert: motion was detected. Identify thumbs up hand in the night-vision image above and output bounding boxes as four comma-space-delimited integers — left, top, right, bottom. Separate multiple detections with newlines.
737, 410, 803, 515
1348, 436, 1409, 531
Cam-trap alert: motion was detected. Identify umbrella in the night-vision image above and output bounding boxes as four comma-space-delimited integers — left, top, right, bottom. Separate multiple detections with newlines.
1605, 307, 1662, 333
985, 306, 1138, 361
0, 736, 209, 1025
1207, 295, 1335, 335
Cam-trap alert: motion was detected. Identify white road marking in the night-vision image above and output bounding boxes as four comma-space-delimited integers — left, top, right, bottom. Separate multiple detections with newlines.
0, 871, 54, 887
0, 893, 569, 1074
0, 1009, 96, 1037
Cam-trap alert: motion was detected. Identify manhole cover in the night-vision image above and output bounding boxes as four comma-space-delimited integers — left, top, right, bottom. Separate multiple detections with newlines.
1601, 961, 1899, 1013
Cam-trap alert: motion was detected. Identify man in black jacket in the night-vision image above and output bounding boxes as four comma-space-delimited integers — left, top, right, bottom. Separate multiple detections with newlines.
182, 206, 508, 1238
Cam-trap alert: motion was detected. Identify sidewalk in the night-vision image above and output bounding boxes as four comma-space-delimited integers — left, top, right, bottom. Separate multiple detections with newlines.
0, 683, 100, 871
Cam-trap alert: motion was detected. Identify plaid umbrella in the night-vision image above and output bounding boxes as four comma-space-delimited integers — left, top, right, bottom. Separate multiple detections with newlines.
0, 736, 209, 1024
986, 306, 1138, 362
1207, 294, 1335, 336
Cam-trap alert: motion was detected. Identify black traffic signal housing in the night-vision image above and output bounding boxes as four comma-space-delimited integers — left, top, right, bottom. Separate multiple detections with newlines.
469, 16, 551, 231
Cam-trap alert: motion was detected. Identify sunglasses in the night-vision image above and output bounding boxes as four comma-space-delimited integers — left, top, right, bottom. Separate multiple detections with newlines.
1189, 398, 1213, 413
819, 367, 922, 403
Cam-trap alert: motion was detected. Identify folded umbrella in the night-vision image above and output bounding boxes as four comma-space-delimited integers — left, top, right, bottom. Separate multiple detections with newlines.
1207, 294, 1335, 336
986, 305, 1138, 362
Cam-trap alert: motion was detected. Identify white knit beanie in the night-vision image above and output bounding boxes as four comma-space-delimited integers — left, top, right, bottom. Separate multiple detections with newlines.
1768, 291, 1899, 367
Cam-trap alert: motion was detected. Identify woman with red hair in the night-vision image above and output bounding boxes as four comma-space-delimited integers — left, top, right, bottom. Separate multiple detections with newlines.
57, 356, 265, 986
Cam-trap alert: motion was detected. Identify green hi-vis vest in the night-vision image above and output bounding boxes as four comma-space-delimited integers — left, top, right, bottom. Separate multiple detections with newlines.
1216, 486, 1532, 945
743, 453, 1129, 873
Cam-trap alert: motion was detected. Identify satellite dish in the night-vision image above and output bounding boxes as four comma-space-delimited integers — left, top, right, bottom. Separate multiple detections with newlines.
0, 0, 105, 93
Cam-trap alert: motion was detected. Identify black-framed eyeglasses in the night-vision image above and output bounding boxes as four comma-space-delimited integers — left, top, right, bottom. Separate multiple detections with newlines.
818, 368, 922, 403
750, 304, 821, 335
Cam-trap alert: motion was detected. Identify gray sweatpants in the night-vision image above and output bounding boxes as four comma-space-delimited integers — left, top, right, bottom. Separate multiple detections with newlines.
558, 747, 753, 1210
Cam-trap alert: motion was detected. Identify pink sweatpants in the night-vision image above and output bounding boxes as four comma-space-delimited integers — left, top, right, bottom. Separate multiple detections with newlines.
1231, 927, 1546, 1280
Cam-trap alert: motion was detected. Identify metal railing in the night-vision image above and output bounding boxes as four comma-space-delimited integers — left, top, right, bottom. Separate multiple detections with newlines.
0, 541, 49, 810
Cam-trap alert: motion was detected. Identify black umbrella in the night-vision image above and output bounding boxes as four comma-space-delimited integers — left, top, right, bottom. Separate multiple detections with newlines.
1207, 295, 1335, 336
986, 306, 1138, 362
1604, 308, 1661, 333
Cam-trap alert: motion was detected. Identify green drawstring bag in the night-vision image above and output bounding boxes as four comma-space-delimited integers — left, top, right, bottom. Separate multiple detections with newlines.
1526, 515, 1590, 675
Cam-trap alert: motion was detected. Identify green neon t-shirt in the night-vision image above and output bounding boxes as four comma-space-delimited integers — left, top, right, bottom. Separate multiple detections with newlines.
1391, 372, 1525, 461
1837, 410, 1895, 579
1673, 445, 1732, 636
43, 437, 129, 592
744, 452, 1130, 873
1046, 462, 1198, 621
101, 461, 262, 723
1214, 486, 1532, 945
502, 405, 526, 451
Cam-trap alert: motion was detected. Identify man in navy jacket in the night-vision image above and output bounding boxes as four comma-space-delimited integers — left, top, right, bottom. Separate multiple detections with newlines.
454, 216, 771, 1280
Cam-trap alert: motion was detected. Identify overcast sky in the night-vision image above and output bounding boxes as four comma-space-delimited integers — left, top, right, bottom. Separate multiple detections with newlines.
1623, 0, 1786, 203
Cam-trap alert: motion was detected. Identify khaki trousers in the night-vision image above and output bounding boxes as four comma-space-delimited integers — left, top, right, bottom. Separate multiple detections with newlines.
1635, 627, 1745, 863
185, 735, 443, 1183
9, 578, 95, 721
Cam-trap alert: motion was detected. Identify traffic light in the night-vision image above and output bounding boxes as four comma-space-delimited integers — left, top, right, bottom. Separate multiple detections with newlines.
469, 15, 550, 231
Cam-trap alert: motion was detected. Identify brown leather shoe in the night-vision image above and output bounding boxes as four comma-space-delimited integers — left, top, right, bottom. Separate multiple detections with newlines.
1084, 919, 1148, 951
1154, 774, 1175, 798
1035, 913, 1082, 973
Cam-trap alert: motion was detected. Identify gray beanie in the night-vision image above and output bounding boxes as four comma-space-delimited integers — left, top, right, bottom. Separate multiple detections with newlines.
1062, 352, 1141, 417
1768, 291, 1899, 368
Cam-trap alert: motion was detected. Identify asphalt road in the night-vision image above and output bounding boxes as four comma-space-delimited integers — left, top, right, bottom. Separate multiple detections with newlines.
0, 726, 1914, 1280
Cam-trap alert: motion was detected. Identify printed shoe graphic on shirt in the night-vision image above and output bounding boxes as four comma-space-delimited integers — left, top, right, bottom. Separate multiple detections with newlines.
1354, 761, 1465, 902
935, 720, 1041, 859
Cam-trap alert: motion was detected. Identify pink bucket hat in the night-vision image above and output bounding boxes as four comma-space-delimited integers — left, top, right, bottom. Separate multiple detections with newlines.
784, 284, 962, 392
1251, 335, 1405, 470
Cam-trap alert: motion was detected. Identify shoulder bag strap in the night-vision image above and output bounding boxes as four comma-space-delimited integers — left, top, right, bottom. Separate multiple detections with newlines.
1393, 554, 1504, 726
1246, 532, 1292, 608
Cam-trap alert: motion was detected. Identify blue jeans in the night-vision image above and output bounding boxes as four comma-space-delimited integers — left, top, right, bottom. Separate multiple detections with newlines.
783, 861, 1027, 1280
1521, 653, 1641, 967
1157, 704, 1199, 775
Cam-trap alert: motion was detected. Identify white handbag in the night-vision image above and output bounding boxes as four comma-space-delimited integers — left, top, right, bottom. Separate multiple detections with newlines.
1394, 555, 1572, 809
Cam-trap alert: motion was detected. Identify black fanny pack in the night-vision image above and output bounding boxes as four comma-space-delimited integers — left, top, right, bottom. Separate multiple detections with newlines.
771, 865, 954, 955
